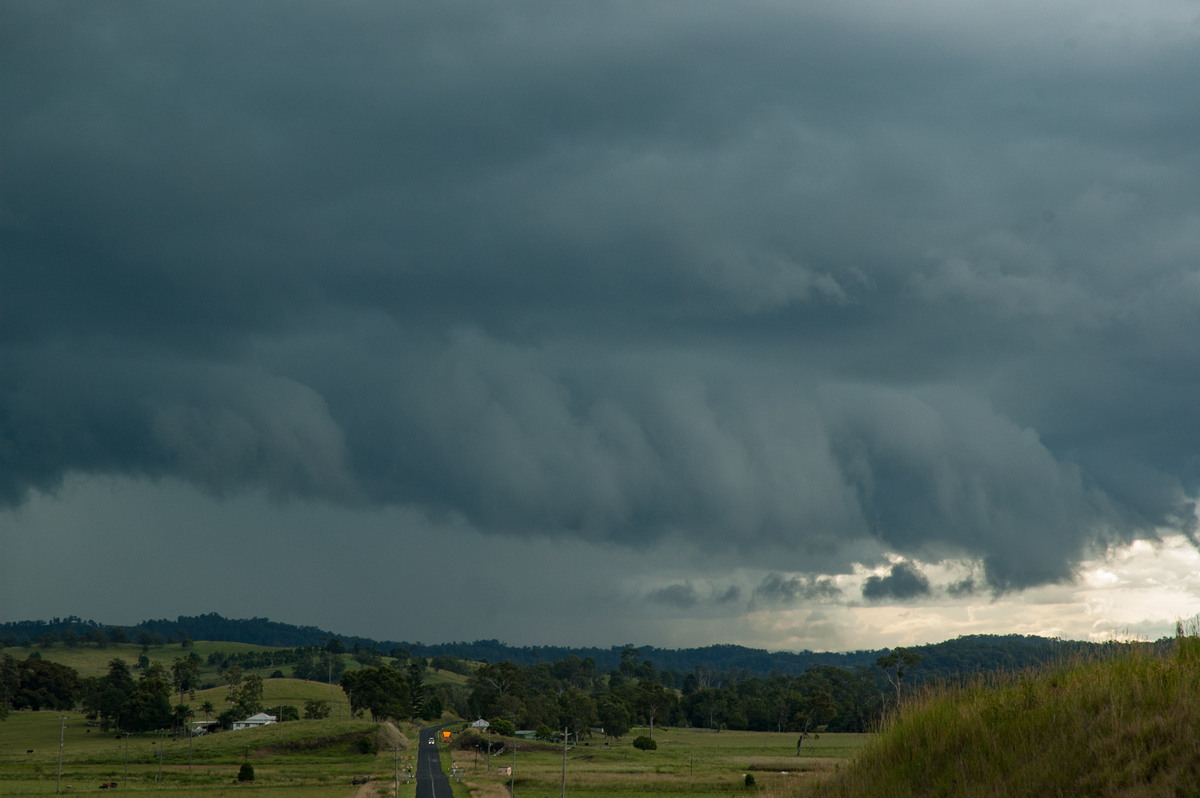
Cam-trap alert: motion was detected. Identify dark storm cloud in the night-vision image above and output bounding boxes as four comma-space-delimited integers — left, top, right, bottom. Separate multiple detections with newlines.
753, 574, 842, 605
4, 1, 1200, 594
647, 583, 699, 610
862, 562, 932, 601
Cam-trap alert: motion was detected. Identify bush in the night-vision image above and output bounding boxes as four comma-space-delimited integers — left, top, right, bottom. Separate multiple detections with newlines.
632, 735, 657, 751
744, 773, 756, 787
237, 763, 254, 782
353, 735, 378, 755
490, 718, 516, 736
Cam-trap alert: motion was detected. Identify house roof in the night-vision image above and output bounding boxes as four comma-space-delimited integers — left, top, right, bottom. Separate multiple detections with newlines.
241, 713, 277, 723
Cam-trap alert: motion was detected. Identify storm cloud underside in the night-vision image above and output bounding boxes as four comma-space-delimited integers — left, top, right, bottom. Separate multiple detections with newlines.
4, 0, 1200, 630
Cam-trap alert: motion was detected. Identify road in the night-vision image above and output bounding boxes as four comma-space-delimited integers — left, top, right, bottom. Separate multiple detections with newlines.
415, 723, 455, 798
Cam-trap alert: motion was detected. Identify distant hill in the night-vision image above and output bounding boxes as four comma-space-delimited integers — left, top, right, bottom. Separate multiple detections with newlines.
0, 613, 1164, 682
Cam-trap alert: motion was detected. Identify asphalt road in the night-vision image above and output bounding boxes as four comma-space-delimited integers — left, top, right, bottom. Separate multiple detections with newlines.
415, 723, 456, 798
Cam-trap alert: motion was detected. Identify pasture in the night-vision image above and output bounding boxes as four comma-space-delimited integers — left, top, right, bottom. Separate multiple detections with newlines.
450, 727, 870, 797
0, 709, 417, 796
0, 709, 869, 796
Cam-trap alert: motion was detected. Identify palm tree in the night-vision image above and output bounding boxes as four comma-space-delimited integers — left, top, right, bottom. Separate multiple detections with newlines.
200, 700, 215, 720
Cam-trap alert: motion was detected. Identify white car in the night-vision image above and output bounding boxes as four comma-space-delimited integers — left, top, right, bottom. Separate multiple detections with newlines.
428, 738, 435, 745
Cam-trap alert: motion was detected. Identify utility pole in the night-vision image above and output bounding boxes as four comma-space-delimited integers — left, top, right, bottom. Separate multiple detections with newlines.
123, 734, 129, 788
56, 715, 67, 794
156, 729, 165, 782
393, 745, 400, 798
560, 725, 568, 798
511, 733, 517, 797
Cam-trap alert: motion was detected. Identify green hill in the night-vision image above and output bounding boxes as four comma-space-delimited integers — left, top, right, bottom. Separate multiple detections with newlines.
802, 639, 1200, 797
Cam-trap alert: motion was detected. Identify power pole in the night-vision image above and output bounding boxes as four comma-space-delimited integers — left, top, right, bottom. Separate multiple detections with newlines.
393, 745, 400, 798
511, 734, 517, 797
56, 715, 67, 794
560, 726, 568, 798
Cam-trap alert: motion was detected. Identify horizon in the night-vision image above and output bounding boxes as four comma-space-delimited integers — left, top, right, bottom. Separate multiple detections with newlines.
0, 608, 1181, 656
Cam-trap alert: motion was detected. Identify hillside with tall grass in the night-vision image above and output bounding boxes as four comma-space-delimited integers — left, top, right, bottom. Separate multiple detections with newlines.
800, 629, 1200, 797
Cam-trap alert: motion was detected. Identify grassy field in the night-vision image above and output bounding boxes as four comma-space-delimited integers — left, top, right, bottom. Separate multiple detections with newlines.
449, 727, 870, 798
2, 643, 874, 796
0, 708, 421, 796
0, 708, 869, 797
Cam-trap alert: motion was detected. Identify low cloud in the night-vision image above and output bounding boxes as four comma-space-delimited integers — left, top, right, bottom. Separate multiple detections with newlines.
862, 562, 932, 601
647, 582, 699, 609
753, 573, 842, 605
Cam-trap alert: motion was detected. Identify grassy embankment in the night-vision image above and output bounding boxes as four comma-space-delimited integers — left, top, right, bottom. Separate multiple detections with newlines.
797, 634, 1200, 797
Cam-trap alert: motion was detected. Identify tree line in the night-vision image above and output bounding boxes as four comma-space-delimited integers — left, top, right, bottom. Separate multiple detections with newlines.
347, 647, 898, 739
3, 614, 1157, 684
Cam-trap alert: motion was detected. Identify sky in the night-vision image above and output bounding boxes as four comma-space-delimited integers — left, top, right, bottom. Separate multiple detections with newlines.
3, 0, 1200, 652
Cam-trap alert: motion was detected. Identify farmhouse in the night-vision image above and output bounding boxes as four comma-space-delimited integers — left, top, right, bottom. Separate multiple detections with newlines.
232, 712, 277, 730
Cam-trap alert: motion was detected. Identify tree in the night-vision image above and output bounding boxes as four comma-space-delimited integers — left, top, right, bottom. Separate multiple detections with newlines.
303, 698, 331, 719
794, 689, 836, 755
228, 674, 264, 718
877, 647, 922, 708
341, 667, 410, 721
200, 700, 216, 720
558, 687, 598, 743
406, 660, 427, 718
490, 717, 516, 736
632, 735, 657, 751
597, 697, 631, 739
636, 681, 674, 739
123, 672, 172, 733
222, 663, 243, 687
173, 703, 194, 732
171, 656, 201, 705
0, 655, 17, 720
13, 657, 79, 711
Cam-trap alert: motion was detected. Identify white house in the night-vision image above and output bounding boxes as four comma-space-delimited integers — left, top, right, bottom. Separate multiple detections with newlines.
470, 718, 491, 730
232, 712, 277, 730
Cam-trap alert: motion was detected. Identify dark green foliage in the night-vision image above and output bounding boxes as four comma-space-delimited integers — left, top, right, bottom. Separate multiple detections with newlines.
597, 696, 631, 738
227, 673, 264, 718
341, 666, 410, 721
276, 704, 300, 721
303, 698, 331, 719
431, 654, 472, 675
12, 656, 79, 711
353, 734, 378, 754
121, 677, 172, 733
632, 735, 657, 751
237, 763, 254, 782
490, 717, 516, 736
744, 773, 756, 787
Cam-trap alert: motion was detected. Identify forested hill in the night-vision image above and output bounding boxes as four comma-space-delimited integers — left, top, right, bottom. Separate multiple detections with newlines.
0, 613, 1154, 682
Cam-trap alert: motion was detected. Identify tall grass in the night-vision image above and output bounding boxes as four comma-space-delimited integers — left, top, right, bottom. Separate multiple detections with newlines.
798, 626, 1200, 797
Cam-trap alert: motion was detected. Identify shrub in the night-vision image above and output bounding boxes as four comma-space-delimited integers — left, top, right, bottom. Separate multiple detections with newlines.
744, 773, 756, 787
632, 735, 657, 751
237, 763, 254, 782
